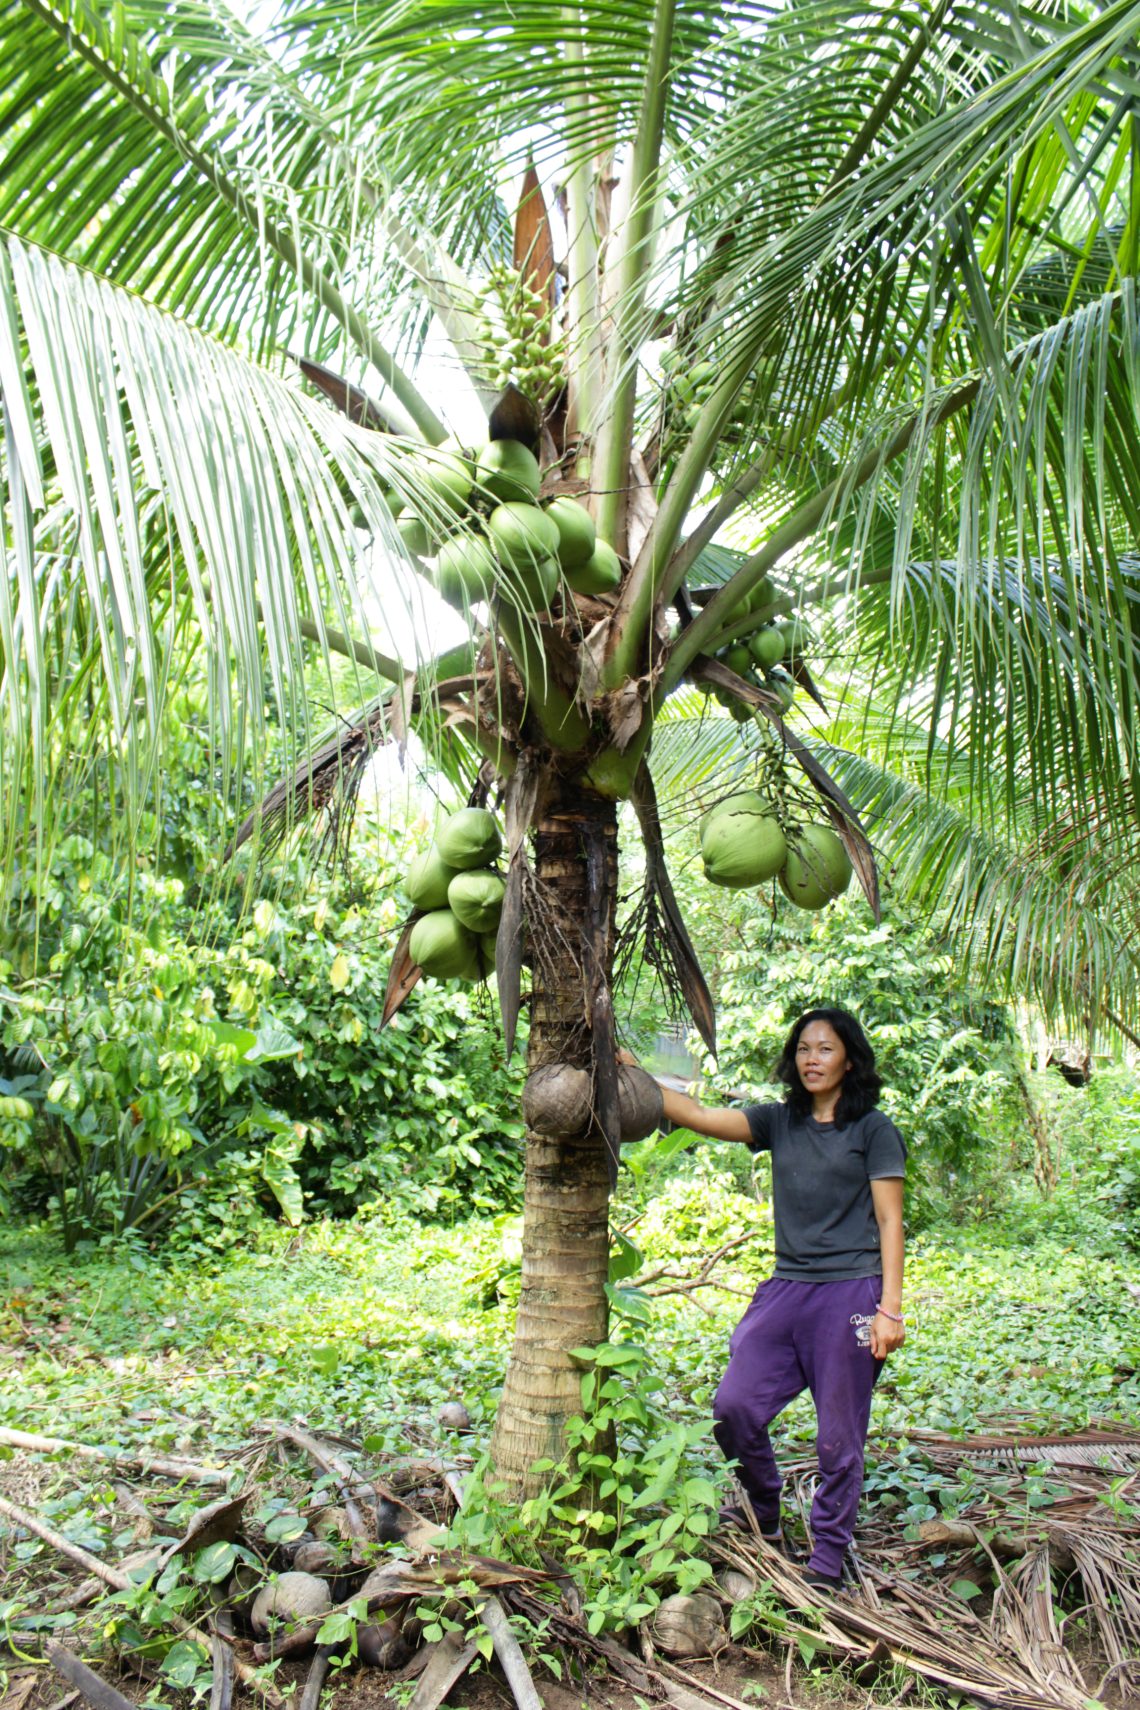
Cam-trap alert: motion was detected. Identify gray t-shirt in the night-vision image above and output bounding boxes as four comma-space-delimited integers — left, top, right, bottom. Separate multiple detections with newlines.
744, 1102, 906, 1281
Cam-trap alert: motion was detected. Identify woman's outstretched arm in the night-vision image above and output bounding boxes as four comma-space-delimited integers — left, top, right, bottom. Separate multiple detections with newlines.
618, 1051, 753, 1145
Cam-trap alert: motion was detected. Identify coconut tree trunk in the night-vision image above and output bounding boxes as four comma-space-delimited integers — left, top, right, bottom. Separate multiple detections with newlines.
489, 784, 617, 1492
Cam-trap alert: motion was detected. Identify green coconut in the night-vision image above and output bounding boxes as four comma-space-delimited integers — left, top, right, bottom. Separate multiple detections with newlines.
749, 575, 777, 611
546, 497, 596, 570
510, 552, 559, 609
437, 807, 503, 870
750, 626, 785, 669
566, 538, 621, 596
724, 643, 753, 677
700, 792, 787, 888
409, 909, 479, 979
414, 446, 474, 515
766, 668, 795, 712
779, 824, 852, 910
405, 846, 459, 911
777, 617, 812, 658
398, 515, 433, 557
435, 533, 497, 608
479, 931, 498, 972
488, 501, 561, 571
476, 439, 541, 504
448, 868, 506, 933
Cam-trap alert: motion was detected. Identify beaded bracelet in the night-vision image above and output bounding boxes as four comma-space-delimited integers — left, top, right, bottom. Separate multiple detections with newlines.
875, 1304, 905, 1324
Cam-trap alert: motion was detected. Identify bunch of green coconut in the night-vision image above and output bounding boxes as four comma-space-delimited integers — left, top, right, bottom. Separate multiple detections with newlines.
701, 578, 812, 723
700, 790, 852, 910
404, 807, 506, 982
662, 348, 718, 432
392, 431, 622, 614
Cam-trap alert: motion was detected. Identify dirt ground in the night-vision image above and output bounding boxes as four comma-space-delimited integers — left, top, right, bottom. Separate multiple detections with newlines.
0, 1636, 871, 1710
5, 1429, 1139, 1710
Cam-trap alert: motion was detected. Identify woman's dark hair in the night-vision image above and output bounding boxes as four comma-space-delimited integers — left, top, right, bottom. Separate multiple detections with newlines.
775, 1008, 882, 1125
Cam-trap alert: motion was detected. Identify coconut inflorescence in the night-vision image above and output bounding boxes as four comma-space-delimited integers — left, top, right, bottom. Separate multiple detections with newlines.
404, 807, 505, 984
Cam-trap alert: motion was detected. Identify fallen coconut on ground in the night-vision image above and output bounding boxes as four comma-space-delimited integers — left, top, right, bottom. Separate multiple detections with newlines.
647, 1592, 727, 1658
250, 1571, 333, 1636
357, 1616, 412, 1669
309, 1505, 350, 1542
715, 1565, 757, 1603
292, 1540, 343, 1576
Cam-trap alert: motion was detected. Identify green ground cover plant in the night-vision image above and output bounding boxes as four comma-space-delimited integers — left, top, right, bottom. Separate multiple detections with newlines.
3, 1113, 1137, 1703
3, 1145, 1136, 1548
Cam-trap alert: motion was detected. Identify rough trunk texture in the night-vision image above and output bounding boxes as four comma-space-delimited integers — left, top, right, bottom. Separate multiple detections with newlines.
489, 784, 617, 1493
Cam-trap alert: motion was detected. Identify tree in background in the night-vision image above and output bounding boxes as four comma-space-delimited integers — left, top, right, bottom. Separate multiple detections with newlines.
3, 0, 1140, 1485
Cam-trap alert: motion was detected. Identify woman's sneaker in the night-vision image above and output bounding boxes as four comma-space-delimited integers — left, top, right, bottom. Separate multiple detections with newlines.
803, 1568, 842, 1593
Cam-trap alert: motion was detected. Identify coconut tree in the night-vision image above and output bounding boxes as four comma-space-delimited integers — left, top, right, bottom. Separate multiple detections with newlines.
4, 0, 1140, 1487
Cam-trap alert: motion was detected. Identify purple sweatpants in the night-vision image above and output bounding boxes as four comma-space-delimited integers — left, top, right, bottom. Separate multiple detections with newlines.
713, 1274, 883, 1579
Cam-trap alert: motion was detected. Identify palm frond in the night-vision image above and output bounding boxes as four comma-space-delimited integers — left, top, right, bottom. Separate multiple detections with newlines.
819, 734, 1140, 1032
0, 233, 472, 886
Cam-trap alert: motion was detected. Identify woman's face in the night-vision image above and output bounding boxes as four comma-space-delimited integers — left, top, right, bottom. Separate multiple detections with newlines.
795, 1020, 850, 1101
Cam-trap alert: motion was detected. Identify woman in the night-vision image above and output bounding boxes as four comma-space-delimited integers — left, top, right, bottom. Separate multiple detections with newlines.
623, 1008, 905, 1591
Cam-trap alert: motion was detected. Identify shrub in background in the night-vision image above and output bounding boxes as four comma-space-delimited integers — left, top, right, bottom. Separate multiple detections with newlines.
0, 824, 524, 1251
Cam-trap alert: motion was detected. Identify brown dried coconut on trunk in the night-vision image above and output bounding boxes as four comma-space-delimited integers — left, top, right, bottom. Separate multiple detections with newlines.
617, 1063, 664, 1141
522, 1064, 592, 1135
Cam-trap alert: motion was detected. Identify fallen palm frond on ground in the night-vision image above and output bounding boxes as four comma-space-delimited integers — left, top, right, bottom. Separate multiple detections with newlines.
2, 1422, 1139, 1710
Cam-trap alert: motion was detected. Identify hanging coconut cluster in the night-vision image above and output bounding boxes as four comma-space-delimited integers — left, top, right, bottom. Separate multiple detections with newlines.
699, 790, 852, 911
474, 263, 565, 405
660, 345, 756, 465
405, 807, 505, 982
704, 582, 813, 723
661, 348, 718, 432
395, 428, 622, 615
